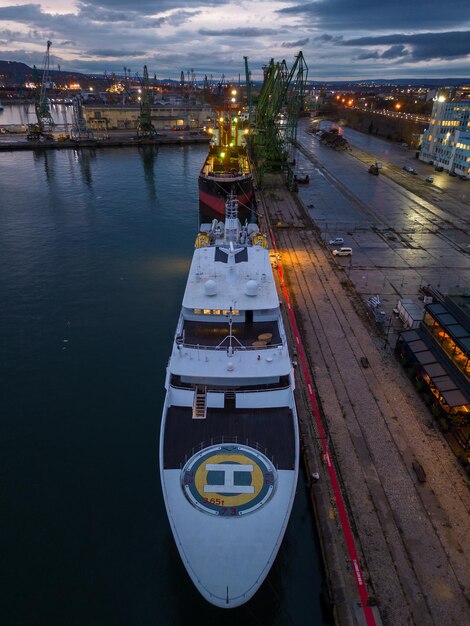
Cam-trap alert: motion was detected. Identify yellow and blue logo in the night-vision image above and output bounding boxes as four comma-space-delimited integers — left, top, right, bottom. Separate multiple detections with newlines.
182, 444, 276, 516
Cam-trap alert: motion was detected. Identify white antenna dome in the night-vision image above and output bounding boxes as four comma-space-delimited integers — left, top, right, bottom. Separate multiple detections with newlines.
204, 279, 217, 296
245, 279, 259, 296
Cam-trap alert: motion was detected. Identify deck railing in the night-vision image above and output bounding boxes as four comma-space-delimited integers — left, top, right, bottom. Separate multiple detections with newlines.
179, 436, 278, 468
170, 381, 291, 393
177, 340, 284, 351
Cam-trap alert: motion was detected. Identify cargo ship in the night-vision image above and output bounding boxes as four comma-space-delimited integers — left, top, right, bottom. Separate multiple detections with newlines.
159, 194, 299, 608
199, 88, 254, 219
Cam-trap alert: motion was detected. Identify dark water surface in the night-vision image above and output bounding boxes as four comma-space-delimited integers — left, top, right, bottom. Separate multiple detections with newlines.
0, 145, 331, 626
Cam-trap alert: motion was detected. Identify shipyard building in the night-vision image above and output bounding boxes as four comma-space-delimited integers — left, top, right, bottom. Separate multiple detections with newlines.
395, 293, 470, 458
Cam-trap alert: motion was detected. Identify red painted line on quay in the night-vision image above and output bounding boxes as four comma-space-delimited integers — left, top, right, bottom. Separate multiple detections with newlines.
269, 229, 377, 626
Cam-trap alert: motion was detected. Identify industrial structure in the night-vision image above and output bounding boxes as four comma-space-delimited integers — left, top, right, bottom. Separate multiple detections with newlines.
70, 95, 93, 140
137, 65, 155, 137
396, 293, 470, 451
28, 40, 55, 140
247, 52, 308, 183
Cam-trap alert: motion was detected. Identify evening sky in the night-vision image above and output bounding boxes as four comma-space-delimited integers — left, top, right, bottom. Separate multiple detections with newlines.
0, 0, 469, 80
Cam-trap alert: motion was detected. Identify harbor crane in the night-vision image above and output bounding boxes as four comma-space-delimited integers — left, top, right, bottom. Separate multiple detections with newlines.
244, 56, 254, 127
137, 65, 155, 137
28, 40, 55, 140
248, 51, 308, 184
70, 95, 93, 141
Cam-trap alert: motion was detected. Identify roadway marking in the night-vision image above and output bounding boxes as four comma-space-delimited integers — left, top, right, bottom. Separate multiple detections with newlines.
269, 227, 378, 626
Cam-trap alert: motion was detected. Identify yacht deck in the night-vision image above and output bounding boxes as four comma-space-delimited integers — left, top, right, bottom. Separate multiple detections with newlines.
163, 405, 296, 470
181, 319, 281, 348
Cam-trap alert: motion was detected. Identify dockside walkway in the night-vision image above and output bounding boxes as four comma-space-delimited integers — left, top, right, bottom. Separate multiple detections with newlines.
257, 172, 470, 626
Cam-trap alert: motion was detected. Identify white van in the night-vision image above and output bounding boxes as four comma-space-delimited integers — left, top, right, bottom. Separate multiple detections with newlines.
333, 247, 352, 256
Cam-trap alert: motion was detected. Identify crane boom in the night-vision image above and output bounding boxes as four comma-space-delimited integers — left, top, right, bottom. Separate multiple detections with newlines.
28, 40, 55, 140
251, 51, 308, 182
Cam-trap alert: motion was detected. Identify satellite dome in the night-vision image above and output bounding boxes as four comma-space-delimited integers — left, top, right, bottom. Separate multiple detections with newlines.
204, 279, 217, 296
245, 279, 259, 296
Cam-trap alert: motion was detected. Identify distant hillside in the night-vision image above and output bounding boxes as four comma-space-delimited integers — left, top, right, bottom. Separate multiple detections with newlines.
1, 59, 468, 88
309, 78, 470, 87
0, 60, 88, 83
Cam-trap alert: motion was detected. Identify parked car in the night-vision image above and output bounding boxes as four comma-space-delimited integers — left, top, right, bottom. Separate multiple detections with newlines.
332, 247, 352, 256
329, 237, 344, 245
448, 171, 458, 177
459, 175, 469, 181
425, 175, 434, 183
402, 165, 417, 174
435, 165, 444, 172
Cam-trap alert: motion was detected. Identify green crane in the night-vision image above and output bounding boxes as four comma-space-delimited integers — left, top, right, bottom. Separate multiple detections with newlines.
137, 65, 155, 137
244, 56, 254, 127
250, 51, 308, 184
28, 40, 55, 140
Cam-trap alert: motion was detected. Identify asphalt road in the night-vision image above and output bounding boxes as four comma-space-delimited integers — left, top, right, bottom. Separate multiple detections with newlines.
310, 118, 469, 200
292, 119, 470, 325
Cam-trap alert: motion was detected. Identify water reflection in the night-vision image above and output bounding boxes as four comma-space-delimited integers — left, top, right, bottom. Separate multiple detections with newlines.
76, 148, 96, 189
139, 144, 158, 201
33, 148, 55, 181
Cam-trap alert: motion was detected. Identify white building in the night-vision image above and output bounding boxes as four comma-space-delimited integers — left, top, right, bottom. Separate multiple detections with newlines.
419, 98, 470, 176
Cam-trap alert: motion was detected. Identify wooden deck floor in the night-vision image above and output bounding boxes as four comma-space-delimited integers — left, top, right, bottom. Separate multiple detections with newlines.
163, 405, 296, 470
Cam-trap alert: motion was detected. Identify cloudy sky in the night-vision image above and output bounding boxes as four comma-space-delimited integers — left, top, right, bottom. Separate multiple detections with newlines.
0, 0, 469, 81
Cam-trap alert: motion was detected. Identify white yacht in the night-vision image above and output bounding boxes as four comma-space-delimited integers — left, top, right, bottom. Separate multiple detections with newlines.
159, 194, 299, 608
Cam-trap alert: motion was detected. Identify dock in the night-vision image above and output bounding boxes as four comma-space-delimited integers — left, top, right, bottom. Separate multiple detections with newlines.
256, 172, 470, 626
0, 130, 211, 152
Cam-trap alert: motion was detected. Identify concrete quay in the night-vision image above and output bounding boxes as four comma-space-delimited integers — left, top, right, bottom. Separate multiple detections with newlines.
0, 129, 210, 152
257, 173, 470, 626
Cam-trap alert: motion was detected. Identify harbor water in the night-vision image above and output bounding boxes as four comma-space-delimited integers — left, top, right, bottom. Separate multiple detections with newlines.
0, 144, 331, 625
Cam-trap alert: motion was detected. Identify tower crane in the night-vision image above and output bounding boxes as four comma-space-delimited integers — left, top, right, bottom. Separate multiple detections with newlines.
137, 65, 155, 137
249, 51, 308, 183
28, 40, 55, 140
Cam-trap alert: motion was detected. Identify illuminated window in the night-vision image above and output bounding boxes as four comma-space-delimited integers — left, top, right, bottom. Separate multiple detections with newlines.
203, 309, 211, 315
213, 309, 221, 315
193, 308, 202, 314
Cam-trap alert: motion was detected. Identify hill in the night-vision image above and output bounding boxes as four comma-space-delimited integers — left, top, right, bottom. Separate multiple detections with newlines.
0, 60, 89, 84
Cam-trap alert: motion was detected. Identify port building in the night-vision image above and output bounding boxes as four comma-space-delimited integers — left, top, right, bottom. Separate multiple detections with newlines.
395, 293, 470, 455
419, 98, 470, 176
82, 104, 213, 132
